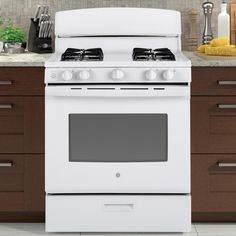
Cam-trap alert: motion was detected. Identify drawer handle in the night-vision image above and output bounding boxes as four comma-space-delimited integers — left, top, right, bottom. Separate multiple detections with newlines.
217, 104, 236, 109
0, 162, 13, 167
218, 163, 236, 168
0, 81, 13, 85
0, 104, 13, 109
218, 80, 236, 85
104, 203, 134, 212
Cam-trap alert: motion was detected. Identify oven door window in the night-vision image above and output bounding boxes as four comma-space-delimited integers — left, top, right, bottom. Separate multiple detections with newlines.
69, 114, 168, 162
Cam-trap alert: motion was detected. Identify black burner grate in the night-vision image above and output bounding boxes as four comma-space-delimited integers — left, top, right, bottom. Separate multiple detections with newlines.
61, 48, 104, 61
133, 48, 176, 61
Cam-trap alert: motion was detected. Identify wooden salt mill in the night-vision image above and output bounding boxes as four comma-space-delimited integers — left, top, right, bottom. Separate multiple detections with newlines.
188, 10, 198, 51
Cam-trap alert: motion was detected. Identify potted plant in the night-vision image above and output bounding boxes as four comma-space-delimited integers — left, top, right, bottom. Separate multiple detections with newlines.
0, 21, 26, 54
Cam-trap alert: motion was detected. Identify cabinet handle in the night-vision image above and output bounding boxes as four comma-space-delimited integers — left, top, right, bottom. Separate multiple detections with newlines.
0, 104, 12, 109
218, 163, 236, 168
0, 162, 13, 167
217, 104, 236, 109
218, 80, 236, 85
0, 80, 12, 85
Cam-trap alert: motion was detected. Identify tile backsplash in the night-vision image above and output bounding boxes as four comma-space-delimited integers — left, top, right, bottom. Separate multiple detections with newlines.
0, 0, 224, 50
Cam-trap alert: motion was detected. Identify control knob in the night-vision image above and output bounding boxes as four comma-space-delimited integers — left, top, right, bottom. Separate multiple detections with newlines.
111, 69, 125, 80
79, 70, 91, 80
162, 69, 175, 80
62, 70, 73, 81
145, 69, 157, 81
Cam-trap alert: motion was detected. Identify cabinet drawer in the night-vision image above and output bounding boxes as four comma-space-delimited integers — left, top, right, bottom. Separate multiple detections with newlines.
0, 67, 44, 96
192, 67, 236, 96
0, 155, 44, 212
0, 97, 44, 153
192, 154, 236, 213
0, 155, 24, 192
191, 97, 236, 153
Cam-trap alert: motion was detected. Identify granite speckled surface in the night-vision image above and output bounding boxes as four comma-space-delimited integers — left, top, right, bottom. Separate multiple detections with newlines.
184, 51, 236, 67
0, 52, 51, 67
0, 51, 236, 67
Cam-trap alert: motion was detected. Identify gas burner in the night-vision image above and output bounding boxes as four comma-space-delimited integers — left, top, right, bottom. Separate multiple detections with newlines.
61, 48, 104, 61
133, 48, 176, 61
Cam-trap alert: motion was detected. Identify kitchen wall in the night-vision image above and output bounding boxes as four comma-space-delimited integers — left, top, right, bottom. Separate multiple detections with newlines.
0, 0, 224, 50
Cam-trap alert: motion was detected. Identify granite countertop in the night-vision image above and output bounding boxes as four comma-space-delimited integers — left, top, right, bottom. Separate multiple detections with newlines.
0, 51, 236, 67
184, 51, 236, 67
0, 52, 51, 67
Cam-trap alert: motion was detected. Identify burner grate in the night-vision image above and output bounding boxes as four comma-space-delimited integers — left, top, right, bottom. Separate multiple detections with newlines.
133, 48, 176, 61
61, 48, 104, 61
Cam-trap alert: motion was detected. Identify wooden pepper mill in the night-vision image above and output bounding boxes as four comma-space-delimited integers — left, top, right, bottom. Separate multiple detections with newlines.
188, 10, 198, 51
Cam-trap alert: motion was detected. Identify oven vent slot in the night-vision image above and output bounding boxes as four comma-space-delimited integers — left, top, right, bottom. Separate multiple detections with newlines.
71, 88, 82, 90
120, 88, 149, 90
86, 88, 116, 90
153, 88, 165, 90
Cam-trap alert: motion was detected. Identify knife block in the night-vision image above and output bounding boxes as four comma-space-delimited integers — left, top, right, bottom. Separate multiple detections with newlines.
28, 18, 53, 53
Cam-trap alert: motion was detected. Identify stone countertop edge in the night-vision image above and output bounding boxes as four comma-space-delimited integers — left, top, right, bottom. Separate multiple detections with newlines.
0, 51, 236, 67
184, 51, 236, 67
0, 52, 51, 67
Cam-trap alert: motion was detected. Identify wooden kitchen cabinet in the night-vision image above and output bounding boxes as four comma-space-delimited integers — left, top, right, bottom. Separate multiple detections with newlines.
0, 67, 45, 222
0, 97, 44, 153
192, 67, 236, 222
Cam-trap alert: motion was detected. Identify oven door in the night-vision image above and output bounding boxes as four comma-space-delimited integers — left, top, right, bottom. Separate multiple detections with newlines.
45, 86, 190, 194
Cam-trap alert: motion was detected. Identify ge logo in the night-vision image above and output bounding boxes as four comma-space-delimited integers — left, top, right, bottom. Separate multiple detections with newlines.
116, 173, 121, 178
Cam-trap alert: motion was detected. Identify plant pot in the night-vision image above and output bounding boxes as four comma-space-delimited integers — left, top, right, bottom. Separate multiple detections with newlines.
4, 42, 26, 54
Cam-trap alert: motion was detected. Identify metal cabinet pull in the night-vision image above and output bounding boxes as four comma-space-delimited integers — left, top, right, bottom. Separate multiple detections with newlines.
0, 81, 12, 85
0, 104, 12, 109
0, 162, 13, 167
218, 80, 236, 85
217, 104, 236, 109
218, 163, 236, 168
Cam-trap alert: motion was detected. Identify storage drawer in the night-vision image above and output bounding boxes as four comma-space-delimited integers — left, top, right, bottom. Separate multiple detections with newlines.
191, 97, 236, 153
192, 154, 236, 213
0, 154, 44, 212
0, 67, 44, 96
46, 195, 191, 232
0, 97, 44, 153
0, 155, 24, 192
192, 67, 236, 96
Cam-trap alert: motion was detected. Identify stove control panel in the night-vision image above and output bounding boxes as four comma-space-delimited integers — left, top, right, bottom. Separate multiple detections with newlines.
46, 67, 191, 83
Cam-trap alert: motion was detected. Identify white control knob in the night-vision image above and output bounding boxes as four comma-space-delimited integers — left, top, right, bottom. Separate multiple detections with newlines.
162, 70, 175, 80
111, 69, 125, 80
145, 70, 157, 81
62, 70, 73, 81
79, 70, 90, 80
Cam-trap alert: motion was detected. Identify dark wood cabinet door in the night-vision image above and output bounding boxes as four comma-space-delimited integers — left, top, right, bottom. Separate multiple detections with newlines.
0, 97, 44, 154
0, 155, 44, 212
191, 97, 236, 154
0, 67, 44, 96
192, 67, 236, 96
192, 154, 236, 213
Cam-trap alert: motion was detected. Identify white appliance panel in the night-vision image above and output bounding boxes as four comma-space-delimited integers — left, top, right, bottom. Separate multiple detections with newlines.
45, 94, 190, 193
55, 8, 181, 37
46, 195, 191, 232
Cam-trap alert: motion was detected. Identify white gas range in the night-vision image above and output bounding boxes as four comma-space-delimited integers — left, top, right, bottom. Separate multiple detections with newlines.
45, 8, 191, 233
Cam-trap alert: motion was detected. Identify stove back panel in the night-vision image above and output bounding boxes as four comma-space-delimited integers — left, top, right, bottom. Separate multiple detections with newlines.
55, 8, 181, 38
